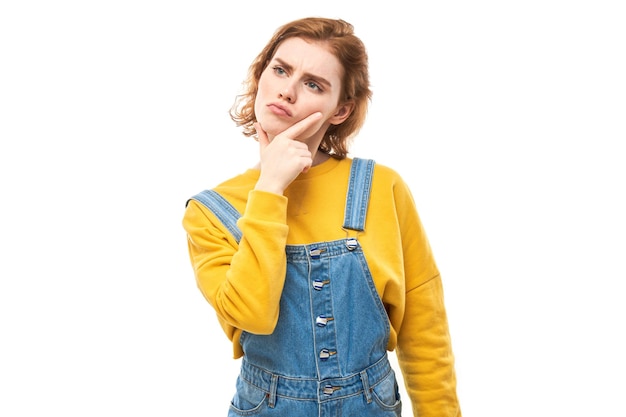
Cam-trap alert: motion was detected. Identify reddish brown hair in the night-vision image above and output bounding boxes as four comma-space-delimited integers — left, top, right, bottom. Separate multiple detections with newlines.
230, 17, 372, 159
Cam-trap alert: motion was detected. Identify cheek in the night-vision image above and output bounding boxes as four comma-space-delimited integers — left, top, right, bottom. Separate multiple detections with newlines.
253, 100, 262, 121
254, 75, 270, 113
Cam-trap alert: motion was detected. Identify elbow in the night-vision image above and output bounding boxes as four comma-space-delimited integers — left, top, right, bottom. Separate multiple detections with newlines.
245, 315, 278, 335
231, 309, 279, 335
215, 293, 280, 335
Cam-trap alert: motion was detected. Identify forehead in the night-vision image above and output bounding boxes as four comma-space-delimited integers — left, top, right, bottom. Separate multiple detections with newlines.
271, 37, 344, 81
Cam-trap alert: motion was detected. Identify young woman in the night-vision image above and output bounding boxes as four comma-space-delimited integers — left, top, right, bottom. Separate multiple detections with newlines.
183, 17, 462, 417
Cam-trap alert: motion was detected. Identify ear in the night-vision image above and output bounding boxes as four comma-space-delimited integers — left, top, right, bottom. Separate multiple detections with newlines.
328, 101, 355, 125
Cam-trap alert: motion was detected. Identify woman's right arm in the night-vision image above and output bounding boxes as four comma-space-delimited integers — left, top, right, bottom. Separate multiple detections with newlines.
182, 190, 289, 334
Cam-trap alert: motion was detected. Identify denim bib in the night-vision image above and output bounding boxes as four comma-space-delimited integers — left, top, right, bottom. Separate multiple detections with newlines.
190, 158, 402, 416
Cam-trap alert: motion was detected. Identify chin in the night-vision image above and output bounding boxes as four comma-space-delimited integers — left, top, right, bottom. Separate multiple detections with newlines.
257, 118, 286, 137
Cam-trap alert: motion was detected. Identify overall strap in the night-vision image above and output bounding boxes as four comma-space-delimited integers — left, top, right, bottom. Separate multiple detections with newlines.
188, 158, 375, 241
187, 190, 243, 243
343, 158, 375, 232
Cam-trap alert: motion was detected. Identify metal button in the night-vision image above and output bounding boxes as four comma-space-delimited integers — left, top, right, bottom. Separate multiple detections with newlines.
345, 238, 358, 250
313, 279, 330, 291
319, 348, 336, 360
316, 315, 334, 327
309, 247, 323, 259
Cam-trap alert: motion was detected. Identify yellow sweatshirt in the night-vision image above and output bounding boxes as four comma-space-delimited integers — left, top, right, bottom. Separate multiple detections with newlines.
183, 156, 461, 417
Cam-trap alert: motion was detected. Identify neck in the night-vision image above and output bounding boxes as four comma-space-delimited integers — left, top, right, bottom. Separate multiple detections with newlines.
311, 149, 331, 166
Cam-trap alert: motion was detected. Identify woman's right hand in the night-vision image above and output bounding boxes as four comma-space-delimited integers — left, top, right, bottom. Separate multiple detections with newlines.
254, 112, 322, 194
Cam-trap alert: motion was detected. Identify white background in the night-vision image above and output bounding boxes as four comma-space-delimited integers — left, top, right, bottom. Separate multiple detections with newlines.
1, 1, 624, 416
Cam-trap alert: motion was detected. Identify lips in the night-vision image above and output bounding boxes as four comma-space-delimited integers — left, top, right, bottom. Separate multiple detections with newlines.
267, 103, 292, 117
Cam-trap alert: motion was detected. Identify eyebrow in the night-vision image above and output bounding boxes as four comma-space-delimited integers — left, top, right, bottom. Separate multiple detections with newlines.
273, 57, 333, 89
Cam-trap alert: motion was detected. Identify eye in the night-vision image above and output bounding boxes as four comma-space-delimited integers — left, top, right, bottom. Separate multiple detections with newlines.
305, 81, 323, 92
272, 66, 287, 76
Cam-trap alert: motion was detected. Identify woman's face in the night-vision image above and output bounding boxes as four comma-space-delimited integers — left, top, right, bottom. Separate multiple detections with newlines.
254, 37, 349, 142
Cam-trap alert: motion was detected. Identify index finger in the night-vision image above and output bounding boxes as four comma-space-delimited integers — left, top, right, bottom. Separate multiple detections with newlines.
279, 112, 323, 140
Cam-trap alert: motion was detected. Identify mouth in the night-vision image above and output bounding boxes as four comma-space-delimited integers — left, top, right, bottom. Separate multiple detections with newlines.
267, 103, 292, 117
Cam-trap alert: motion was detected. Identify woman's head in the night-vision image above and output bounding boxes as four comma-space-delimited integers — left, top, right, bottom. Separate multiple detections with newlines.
230, 17, 372, 159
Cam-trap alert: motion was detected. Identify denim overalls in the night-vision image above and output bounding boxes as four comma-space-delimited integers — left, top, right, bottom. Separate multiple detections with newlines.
191, 158, 402, 416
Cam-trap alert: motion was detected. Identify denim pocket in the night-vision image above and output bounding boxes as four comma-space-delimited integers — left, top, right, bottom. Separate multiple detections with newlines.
228, 375, 268, 416
370, 370, 402, 413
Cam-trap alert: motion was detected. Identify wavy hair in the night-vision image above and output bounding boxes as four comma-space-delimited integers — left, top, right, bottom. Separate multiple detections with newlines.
229, 17, 372, 159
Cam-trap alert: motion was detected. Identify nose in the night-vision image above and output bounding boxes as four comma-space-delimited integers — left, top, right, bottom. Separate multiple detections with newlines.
279, 87, 294, 103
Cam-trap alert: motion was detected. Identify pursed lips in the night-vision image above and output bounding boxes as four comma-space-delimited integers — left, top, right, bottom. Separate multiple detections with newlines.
267, 103, 292, 117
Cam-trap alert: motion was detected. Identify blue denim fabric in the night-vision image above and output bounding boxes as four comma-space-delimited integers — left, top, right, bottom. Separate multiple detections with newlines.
191, 159, 402, 416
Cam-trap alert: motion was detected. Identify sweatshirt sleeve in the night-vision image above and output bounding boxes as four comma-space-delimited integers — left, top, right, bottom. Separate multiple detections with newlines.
183, 190, 289, 335
392, 178, 462, 417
